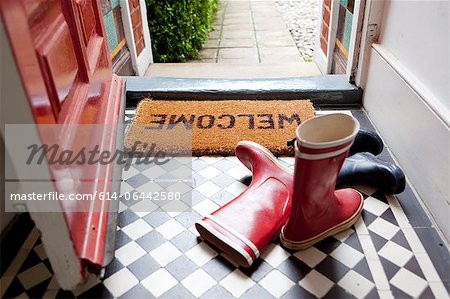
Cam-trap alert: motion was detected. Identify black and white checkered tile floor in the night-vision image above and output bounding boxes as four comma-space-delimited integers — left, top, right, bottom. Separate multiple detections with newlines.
1, 110, 449, 298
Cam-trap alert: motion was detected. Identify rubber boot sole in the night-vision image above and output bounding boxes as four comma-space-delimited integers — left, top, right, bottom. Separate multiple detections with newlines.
279, 193, 364, 250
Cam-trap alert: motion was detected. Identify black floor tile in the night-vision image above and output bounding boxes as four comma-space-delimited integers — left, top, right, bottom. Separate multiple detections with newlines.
165, 255, 198, 281
142, 211, 171, 228
404, 256, 426, 280
119, 283, 153, 299
240, 259, 273, 282
395, 186, 432, 228
135, 230, 167, 252
281, 285, 316, 299
127, 254, 159, 281
159, 284, 196, 299
391, 231, 412, 252
0, 213, 34, 276
414, 227, 450, 291
353, 258, 374, 282
201, 255, 236, 282
76, 283, 114, 299
241, 284, 276, 299
277, 256, 311, 282
315, 256, 350, 283
170, 230, 201, 253
324, 285, 357, 299
103, 258, 124, 279
379, 256, 401, 281
200, 284, 234, 299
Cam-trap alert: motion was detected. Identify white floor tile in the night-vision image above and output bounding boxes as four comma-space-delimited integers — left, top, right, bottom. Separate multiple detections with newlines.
363, 196, 390, 216
226, 165, 250, 180
195, 181, 222, 197
166, 181, 192, 195
330, 242, 364, 268
293, 246, 327, 268
150, 242, 182, 266
193, 199, 220, 216
429, 282, 450, 299
135, 181, 163, 194
121, 219, 153, 240
103, 268, 138, 297
259, 270, 295, 297
122, 166, 139, 180
299, 269, 334, 298
332, 228, 355, 242
141, 268, 178, 297
260, 243, 290, 267
129, 200, 158, 218
338, 270, 375, 298
120, 181, 133, 196
220, 269, 256, 297
390, 268, 428, 297
114, 242, 146, 266
141, 165, 167, 180
367, 217, 400, 240
185, 242, 218, 266
199, 156, 224, 164
170, 165, 193, 179
224, 181, 247, 196
198, 166, 222, 179
378, 241, 413, 267
17, 263, 52, 289
181, 268, 217, 297
155, 218, 186, 240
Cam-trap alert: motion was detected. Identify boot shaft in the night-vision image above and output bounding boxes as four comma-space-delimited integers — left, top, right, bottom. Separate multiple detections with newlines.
290, 114, 360, 224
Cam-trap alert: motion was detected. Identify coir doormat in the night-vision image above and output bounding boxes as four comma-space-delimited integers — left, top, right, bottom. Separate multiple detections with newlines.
125, 99, 315, 156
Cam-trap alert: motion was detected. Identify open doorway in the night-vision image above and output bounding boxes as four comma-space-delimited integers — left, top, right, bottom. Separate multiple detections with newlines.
144, 0, 365, 81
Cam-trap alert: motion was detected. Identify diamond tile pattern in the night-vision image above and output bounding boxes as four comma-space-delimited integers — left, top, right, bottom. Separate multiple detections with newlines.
1, 109, 449, 299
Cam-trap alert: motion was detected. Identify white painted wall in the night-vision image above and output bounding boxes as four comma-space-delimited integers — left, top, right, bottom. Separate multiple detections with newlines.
379, 0, 449, 115
361, 0, 449, 241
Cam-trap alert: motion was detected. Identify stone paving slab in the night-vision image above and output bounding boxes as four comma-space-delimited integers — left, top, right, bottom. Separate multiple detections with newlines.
146, 63, 321, 78
146, 0, 322, 78
187, 0, 307, 64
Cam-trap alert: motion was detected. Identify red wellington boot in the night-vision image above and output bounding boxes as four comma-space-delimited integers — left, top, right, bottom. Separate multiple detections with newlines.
280, 113, 364, 250
195, 141, 293, 267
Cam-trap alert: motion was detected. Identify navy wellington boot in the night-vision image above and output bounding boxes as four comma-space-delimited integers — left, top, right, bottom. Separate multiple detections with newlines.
337, 152, 406, 194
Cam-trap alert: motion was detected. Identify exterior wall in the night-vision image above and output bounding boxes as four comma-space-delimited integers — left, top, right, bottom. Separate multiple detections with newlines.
320, 0, 331, 56
362, 1, 449, 241
129, 0, 145, 55
101, 0, 134, 75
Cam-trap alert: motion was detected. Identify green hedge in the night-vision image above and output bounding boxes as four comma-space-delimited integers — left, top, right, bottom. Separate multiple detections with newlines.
146, 0, 219, 62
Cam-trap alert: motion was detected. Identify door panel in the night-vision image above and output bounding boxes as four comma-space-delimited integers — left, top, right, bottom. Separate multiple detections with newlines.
36, 16, 79, 113
1, 0, 123, 285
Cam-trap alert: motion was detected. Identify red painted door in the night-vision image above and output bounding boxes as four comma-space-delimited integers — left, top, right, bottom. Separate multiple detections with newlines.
1, 0, 123, 276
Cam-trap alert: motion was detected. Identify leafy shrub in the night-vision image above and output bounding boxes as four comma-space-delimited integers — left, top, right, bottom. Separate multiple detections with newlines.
146, 0, 219, 62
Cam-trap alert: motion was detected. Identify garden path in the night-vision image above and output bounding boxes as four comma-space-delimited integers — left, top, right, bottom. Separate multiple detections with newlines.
145, 0, 322, 78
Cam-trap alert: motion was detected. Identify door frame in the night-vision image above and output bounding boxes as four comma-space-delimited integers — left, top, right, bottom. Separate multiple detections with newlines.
314, 0, 366, 81
314, 0, 340, 74
346, 0, 367, 82
120, 0, 153, 76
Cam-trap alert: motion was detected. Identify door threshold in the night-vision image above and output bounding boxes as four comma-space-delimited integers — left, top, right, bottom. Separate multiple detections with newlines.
124, 75, 362, 107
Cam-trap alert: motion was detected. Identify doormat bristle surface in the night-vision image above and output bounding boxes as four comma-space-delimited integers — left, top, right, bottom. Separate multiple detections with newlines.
125, 99, 315, 156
